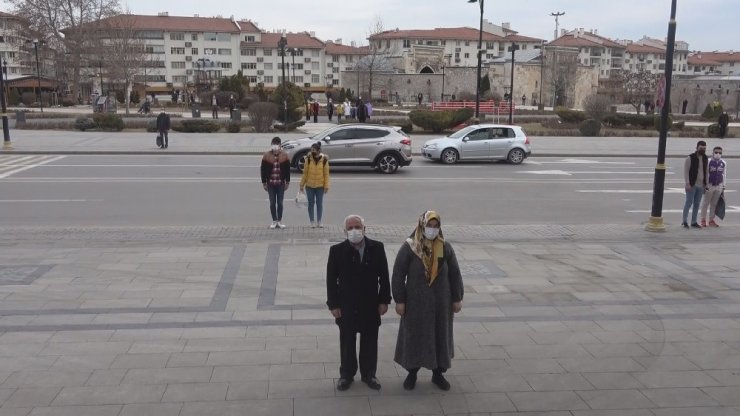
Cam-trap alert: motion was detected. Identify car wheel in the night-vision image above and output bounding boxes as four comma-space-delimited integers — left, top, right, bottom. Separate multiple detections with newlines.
376, 152, 400, 174
441, 148, 459, 164
507, 148, 525, 165
294, 151, 308, 171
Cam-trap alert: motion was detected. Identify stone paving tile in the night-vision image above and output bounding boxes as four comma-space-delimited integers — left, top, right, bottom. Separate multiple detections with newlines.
109, 353, 170, 369
206, 350, 291, 366
576, 389, 655, 409
225, 381, 269, 401
52, 384, 166, 406
523, 373, 595, 391
0, 409, 31, 416
161, 382, 228, 402
506, 391, 590, 412
119, 403, 183, 416
368, 395, 443, 415
704, 387, 740, 406
570, 411, 654, 416
27, 405, 122, 416
582, 373, 646, 390
120, 367, 213, 385
1, 370, 91, 388
294, 396, 372, 416
179, 399, 294, 416
267, 379, 335, 398
3, 388, 61, 408
634, 371, 722, 388
641, 387, 719, 407
468, 374, 532, 392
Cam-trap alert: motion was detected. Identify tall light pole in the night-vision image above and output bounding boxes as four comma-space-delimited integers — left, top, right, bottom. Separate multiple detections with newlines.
539, 41, 545, 110
508, 44, 519, 124
645, 0, 678, 232
468, 0, 484, 119
278, 32, 288, 127
735, 85, 740, 119
441, 64, 446, 101
550, 12, 565, 40
1, 61, 11, 150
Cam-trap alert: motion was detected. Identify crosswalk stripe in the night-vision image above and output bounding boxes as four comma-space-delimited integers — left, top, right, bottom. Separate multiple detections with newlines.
0, 156, 66, 178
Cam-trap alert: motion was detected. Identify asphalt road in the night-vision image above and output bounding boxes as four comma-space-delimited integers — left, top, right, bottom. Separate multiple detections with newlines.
0, 154, 735, 228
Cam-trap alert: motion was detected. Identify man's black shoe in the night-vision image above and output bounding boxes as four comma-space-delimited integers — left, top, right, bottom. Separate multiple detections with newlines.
682, 222, 689, 229
403, 372, 417, 390
691, 222, 702, 229
431, 373, 451, 391
361, 377, 381, 390
336, 378, 353, 391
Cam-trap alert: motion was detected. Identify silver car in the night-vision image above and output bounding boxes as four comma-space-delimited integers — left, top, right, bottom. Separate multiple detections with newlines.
421, 124, 532, 165
281, 124, 413, 174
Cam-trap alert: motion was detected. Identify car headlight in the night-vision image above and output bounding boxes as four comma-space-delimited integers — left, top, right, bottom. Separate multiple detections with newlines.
424, 144, 438, 150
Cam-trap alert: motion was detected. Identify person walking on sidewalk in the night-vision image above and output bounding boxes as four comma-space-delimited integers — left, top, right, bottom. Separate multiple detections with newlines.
700, 146, 727, 227
156, 108, 171, 149
211, 95, 219, 119
392, 210, 463, 391
683, 140, 709, 229
326, 214, 390, 392
312, 101, 320, 123
336, 102, 344, 122
327, 98, 335, 122
300, 142, 330, 227
261, 137, 291, 229
719, 112, 730, 139
356, 98, 368, 123
228, 95, 236, 118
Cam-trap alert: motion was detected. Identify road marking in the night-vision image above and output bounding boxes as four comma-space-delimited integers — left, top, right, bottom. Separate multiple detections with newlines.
627, 206, 740, 214
540, 158, 637, 165
0, 156, 66, 179
0, 199, 101, 202
521, 170, 572, 175
580, 188, 735, 194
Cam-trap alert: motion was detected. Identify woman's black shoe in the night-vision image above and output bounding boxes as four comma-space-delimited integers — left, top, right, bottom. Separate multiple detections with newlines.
403, 372, 417, 390
431, 373, 451, 391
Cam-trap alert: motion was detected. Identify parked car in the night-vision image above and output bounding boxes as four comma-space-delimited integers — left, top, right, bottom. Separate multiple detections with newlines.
421, 124, 531, 165
281, 124, 413, 174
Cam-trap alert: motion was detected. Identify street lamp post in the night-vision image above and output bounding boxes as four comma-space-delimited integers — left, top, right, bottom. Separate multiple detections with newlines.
735, 85, 740, 119
646, 0, 678, 232
27, 39, 45, 113
1, 61, 11, 150
539, 41, 545, 110
441, 65, 446, 101
278, 32, 288, 128
468, 0, 484, 119
99, 60, 104, 97
508, 44, 519, 124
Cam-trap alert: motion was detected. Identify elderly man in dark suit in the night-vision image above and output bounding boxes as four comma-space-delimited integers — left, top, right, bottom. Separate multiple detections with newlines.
326, 214, 390, 391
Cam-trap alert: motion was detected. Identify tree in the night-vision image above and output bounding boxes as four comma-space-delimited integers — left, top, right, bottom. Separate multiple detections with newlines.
619, 70, 659, 114
10, 0, 121, 98
99, 13, 148, 114
218, 70, 250, 101
357, 17, 395, 101
269, 81, 305, 124
582, 94, 612, 121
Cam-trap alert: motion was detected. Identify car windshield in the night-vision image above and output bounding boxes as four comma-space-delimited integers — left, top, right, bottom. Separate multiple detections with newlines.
309, 126, 342, 140
448, 126, 479, 139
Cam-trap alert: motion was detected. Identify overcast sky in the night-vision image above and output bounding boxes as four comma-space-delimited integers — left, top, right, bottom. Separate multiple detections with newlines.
4, 0, 736, 51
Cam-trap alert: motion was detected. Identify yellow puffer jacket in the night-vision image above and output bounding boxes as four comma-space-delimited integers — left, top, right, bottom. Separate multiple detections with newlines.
300, 153, 330, 190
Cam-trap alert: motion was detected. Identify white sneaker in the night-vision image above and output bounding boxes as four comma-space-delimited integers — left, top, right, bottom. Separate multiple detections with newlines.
318, 222, 324, 228
269, 221, 278, 229
277, 222, 286, 229
310, 222, 316, 228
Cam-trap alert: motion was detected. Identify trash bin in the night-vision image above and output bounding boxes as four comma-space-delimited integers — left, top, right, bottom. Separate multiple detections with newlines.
191, 106, 201, 118
231, 109, 241, 121
15, 111, 26, 124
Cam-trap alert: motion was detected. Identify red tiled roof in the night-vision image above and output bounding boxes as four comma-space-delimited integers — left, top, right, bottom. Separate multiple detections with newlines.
548, 32, 624, 49
90, 14, 245, 32
625, 43, 665, 54
370, 27, 502, 42
505, 34, 544, 43
243, 32, 325, 49
688, 52, 740, 65
325, 43, 370, 55
0, 11, 18, 18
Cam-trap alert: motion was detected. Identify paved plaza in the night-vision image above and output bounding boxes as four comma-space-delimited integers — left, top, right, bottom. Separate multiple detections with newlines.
1, 224, 740, 415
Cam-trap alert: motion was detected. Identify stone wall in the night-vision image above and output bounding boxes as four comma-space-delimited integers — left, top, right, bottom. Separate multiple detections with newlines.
671, 76, 740, 115
340, 67, 477, 103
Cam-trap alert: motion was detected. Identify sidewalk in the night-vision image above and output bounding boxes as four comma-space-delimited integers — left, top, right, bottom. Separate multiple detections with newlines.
1, 223, 740, 415
2, 129, 740, 157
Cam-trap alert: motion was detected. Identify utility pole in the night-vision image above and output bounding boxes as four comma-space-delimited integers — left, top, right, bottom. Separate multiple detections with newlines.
550, 12, 565, 40
278, 32, 288, 128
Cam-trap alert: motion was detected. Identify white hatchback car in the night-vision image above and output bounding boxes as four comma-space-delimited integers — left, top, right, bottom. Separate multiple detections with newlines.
422, 124, 532, 164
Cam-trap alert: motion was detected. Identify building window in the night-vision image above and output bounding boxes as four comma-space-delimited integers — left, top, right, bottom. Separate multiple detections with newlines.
247, 76, 258, 83
346, 56, 353, 62
465, 41, 470, 46
242, 63, 257, 69
171, 61, 186, 69
403, 39, 411, 48
312, 62, 319, 70
218, 49, 231, 55
245, 35, 256, 42
170, 47, 185, 55
145, 45, 165, 54
386, 40, 390, 48
295, 76, 304, 83
333, 79, 339, 86
204, 32, 218, 41
172, 75, 187, 83
293, 63, 304, 70
312, 74, 320, 83
219, 62, 232, 69
191, 48, 198, 55
217, 33, 230, 42
170, 33, 184, 41
312, 49, 319, 57
464, 53, 470, 58
332, 55, 340, 63
264, 76, 273, 83
264, 63, 273, 70
191, 34, 198, 41
333, 67, 339, 73
139, 31, 164, 39
204, 48, 217, 55
486, 42, 495, 49
0, 36, 5, 43
241, 48, 257, 56
263, 49, 272, 56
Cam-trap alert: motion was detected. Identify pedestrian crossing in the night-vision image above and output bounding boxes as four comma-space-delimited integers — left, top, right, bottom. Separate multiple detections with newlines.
0, 155, 65, 179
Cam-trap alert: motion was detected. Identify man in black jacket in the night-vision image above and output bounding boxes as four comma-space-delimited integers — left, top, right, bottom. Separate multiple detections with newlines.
327, 214, 390, 391
156, 108, 171, 149
683, 140, 708, 228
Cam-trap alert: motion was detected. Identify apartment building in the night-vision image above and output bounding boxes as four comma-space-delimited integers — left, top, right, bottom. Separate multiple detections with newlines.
688, 51, 740, 75
367, 22, 543, 74
619, 36, 689, 75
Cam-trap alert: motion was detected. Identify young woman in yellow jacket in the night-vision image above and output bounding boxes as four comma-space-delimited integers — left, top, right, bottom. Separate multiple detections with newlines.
300, 142, 330, 227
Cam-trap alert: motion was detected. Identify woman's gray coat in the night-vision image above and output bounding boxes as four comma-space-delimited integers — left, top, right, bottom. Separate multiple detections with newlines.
392, 241, 464, 370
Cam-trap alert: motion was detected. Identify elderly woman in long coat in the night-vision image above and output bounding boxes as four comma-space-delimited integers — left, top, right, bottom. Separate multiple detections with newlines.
392, 210, 464, 391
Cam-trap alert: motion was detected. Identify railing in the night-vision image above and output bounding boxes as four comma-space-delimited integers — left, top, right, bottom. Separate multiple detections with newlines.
431, 100, 516, 115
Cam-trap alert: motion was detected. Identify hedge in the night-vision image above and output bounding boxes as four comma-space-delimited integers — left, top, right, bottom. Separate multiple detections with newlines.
579, 119, 602, 137
408, 108, 473, 133
172, 119, 221, 133
92, 113, 124, 131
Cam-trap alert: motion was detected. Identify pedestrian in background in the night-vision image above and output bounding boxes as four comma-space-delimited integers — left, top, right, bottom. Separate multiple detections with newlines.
392, 211, 463, 391
326, 214, 390, 391
700, 146, 727, 227
312, 101, 320, 123
337, 102, 344, 122
357, 98, 368, 123
327, 99, 335, 122
683, 140, 709, 229
417, 92, 423, 106
719, 112, 730, 139
349, 100, 356, 119
211, 95, 218, 119
305, 99, 311, 121
156, 107, 171, 149
300, 142, 330, 227
261, 137, 291, 229
228, 95, 236, 118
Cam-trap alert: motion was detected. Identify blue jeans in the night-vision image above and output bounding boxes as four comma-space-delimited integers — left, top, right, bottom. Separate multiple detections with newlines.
683, 185, 704, 224
267, 184, 285, 221
305, 187, 324, 223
